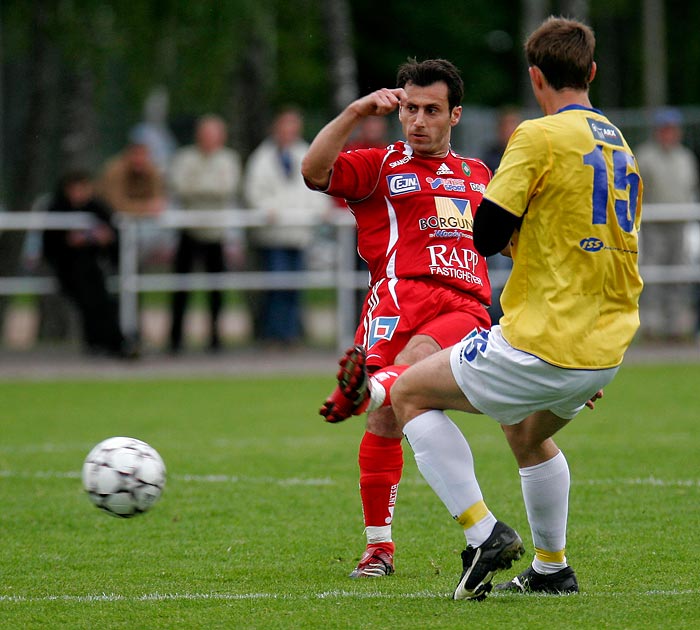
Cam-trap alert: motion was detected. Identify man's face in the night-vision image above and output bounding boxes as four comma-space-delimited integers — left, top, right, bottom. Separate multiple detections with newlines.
398, 81, 461, 157
273, 112, 302, 148
656, 123, 682, 150
197, 120, 226, 154
126, 144, 151, 170
65, 180, 93, 207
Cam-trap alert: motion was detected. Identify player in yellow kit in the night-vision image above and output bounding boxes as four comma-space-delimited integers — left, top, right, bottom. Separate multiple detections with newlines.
388, 16, 643, 600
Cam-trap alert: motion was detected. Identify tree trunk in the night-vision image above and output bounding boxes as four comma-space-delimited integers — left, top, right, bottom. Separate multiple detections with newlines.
642, 0, 667, 107
35, 62, 100, 342
59, 63, 100, 171
0, 1, 59, 329
520, 0, 549, 108
321, 0, 358, 114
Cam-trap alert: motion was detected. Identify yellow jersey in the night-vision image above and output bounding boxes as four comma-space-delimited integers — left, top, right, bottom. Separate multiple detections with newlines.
484, 106, 643, 369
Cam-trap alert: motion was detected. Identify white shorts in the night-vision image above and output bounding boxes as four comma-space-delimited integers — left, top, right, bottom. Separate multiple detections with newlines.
449, 326, 619, 426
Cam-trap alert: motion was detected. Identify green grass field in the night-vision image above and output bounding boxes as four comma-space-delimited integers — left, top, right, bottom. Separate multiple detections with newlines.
1, 364, 699, 629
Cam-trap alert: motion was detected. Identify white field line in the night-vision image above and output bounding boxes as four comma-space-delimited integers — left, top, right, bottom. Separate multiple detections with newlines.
1, 469, 699, 489
1, 588, 698, 604
0, 469, 334, 486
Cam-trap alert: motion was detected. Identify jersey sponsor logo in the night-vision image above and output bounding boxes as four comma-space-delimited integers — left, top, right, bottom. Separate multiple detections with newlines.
367, 316, 400, 347
389, 155, 411, 168
436, 162, 454, 175
387, 173, 420, 195
418, 197, 473, 231
470, 182, 486, 194
587, 118, 624, 147
580, 236, 605, 252
426, 244, 483, 285
431, 229, 471, 240
426, 177, 466, 192
580, 236, 638, 255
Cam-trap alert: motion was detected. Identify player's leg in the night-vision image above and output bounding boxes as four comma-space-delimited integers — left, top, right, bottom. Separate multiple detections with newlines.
350, 334, 440, 578
494, 411, 579, 594
392, 349, 523, 600
170, 232, 195, 353
204, 240, 225, 351
349, 406, 402, 577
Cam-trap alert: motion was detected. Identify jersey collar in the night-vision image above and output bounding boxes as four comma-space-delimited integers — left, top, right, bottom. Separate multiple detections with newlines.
556, 103, 603, 115
404, 142, 452, 160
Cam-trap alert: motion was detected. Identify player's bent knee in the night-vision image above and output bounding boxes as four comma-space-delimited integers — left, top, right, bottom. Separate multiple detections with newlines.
389, 372, 417, 427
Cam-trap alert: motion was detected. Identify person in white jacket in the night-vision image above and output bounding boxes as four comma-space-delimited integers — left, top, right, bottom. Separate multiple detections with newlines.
244, 107, 332, 344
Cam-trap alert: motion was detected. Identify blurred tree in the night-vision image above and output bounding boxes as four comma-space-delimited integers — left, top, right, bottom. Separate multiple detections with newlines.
348, 1, 521, 106
0, 0, 695, 318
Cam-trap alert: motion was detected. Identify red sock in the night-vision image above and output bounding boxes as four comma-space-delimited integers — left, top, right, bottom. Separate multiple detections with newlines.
358, 431, 404, 529
367, 364, 409, 410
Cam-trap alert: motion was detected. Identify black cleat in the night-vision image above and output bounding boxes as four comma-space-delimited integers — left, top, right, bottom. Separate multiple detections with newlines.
495, 565, 579, 594
453, 521, 525, 601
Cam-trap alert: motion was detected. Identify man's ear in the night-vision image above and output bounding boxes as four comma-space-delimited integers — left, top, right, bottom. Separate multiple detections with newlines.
589, 61, 597, 83
528, 65, 545, 90
450, 105, 462, 127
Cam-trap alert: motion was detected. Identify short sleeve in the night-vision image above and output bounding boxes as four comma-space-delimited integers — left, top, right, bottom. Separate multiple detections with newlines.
325, 148, 385, 202
483, 122, 549, 219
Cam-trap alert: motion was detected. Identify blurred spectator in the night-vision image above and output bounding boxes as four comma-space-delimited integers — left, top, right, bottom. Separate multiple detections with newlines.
98, 127, 166, 218
636, 107, 699, 340
168, 114, 242, 353
42, 171, 136, 358
133, 85, 178, 174
244, 107, 332, 346
482, 106, 522, 173
344, 115, 390, 152
97, 128, 167, 344
482, 107, 522, 325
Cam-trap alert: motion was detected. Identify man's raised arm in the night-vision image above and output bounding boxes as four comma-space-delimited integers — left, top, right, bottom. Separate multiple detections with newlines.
301, 88, 405, 190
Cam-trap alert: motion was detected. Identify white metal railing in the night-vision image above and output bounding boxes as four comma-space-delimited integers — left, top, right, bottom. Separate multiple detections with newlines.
0, 208, 365, 350
0, 203, 699, 350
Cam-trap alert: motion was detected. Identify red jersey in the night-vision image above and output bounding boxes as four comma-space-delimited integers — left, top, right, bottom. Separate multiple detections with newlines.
324, 141, 492, 305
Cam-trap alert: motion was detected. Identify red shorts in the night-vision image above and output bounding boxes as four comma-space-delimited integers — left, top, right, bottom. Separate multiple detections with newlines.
355, 278, 490, 370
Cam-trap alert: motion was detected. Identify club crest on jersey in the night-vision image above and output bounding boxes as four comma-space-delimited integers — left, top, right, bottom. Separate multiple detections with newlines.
367, 316, 400, 347
587, 118, 624, 147
426, 177, 466, 192
462, 162, 471, 176
387, 173, 420, 196
436, 163, 454, 175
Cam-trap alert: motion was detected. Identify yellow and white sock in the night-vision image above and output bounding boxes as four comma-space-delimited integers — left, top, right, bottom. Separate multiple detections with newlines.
457, 499, 498, 548
533, 547, 567, 574
520, 451, 570, 574
403, 410, 490, 543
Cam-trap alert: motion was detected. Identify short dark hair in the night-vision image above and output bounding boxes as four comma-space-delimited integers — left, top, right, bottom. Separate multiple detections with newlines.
396, 58, 464, 110
58, 169, 93, 190
525, 17, 595, 91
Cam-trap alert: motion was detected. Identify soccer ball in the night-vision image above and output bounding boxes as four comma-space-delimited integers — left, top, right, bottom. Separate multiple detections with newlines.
82, 436, 166, 518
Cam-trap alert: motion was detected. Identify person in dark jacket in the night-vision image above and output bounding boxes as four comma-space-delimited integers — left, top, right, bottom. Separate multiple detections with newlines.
43, 170, 136, 358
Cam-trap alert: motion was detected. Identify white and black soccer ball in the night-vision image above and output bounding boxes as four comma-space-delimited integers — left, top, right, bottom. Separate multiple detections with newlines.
82, 436, 166, 518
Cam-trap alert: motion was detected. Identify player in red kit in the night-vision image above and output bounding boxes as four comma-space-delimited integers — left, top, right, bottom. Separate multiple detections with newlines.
302, 58, 493, 577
